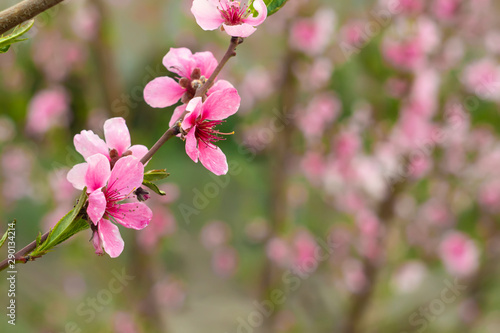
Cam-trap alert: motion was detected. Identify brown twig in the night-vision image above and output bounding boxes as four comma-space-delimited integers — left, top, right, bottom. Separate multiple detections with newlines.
0, 0, 65, 35
0, 230, 49, 271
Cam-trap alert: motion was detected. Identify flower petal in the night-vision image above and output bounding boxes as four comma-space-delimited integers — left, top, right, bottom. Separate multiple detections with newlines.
85, 154, 111, 193
185, 127, 199, 163
67, 163, 89, 190
88, 190, 106, 225
191, 0, 225, 31
74, 130, 108, 160
208, 79, 235, 95
98, 219, 124, 258
201, 88, 241, 120
169, 104, 187, 127
199, 143, 228, 175
182, 97, 203, 129
163, 48, 196, 78
243, 0, 267, 26
222, 23, 257, 38
107, 156, 144, 198
107, 202, 152, 230
104, 117, 131, 156
144, 76, 185, 108
128, 144, 148, 161
193, 51, 218, 78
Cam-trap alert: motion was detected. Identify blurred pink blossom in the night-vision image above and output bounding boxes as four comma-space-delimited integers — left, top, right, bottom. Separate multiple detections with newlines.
200, 220, 231, 250
212, 246, 238, 278
113, 312, 140, 333
391, 261, 427, 293
439, 231, 480, 277
289, 8, 336, 56
72, 4, 100, 40
137, 205, 176, 252
461, 58, 500, 101
25, 88, 70, 137
296, 93, 340, 142
478, 181, 500, 212
291, 230, 318, 273
432, 0, 461, 21
342, 259, 367, 294
153, 277, 186, 310
266, 237, 290, 267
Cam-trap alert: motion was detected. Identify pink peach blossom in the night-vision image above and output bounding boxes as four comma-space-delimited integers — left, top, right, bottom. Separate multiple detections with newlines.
73, 117, 148, 166
181, 88, 241, 175
461, 58, 500, 101
191, 0, 267, 38
200, 220, 231, 250
144, 47, 233, 109
67, 154, 152, 257
25, 88, 70, 137
289, 8, 336, 56
439, 231, 480, 277
212, 246, 238, 278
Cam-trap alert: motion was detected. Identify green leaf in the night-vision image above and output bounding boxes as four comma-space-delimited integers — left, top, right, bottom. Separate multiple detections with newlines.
143, 169, 170, 182
142, 180, 166, 196
29, 189, 89, 258
0, 20, 34, 53
264, 0, 289, 16
0, 220, 16, 249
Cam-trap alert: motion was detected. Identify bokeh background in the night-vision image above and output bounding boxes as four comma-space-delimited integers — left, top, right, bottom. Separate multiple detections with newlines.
1, 0, 500, 332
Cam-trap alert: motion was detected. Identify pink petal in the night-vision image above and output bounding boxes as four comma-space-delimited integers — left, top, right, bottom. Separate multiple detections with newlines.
107, 156, 144, 198
163, 48, 196, 78
201, 88, 241, 120
169, 104, 187, 127
88, 190, 106, 225
104, 117, 131, 156
128, 144, 148, 161
191, 0, 224, 31
98, 219, 124, 258
74, 130, 108, 160
208, 79, 235, 95
182, 97, 203, 129
185, 128, 199, 163
222, 23, 257, 38
144, 77, 185, 108
193, 51, 218, 78
243, 0, 267, 26
199, 144, 228, 175
67, 163, 89, 190
85, 154, 111, 193
107, 202, 152, 230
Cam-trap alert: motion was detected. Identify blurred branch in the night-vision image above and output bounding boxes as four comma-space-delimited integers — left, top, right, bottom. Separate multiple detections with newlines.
342, 181, 406, 333
194, 36, 244, 99
0, 0, 65, 35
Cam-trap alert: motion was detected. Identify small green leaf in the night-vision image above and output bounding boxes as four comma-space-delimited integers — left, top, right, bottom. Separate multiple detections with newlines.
0, 20, 34, 53
0, 220, 16, 249
142, 180, 166, 196
143, 169, 170, 182
264, 0, 289, 16
29, 189, 89, 257
36, 232, 42, 246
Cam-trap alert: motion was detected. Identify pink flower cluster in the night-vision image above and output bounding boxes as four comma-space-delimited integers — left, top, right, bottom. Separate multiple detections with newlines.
67, 118, 152, 258
144, 47, 241, 175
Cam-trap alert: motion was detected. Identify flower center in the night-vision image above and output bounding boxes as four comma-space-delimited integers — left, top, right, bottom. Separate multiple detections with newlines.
195, 120, 234, 148
179, 67, 207, 103
218, 0, 251, 26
